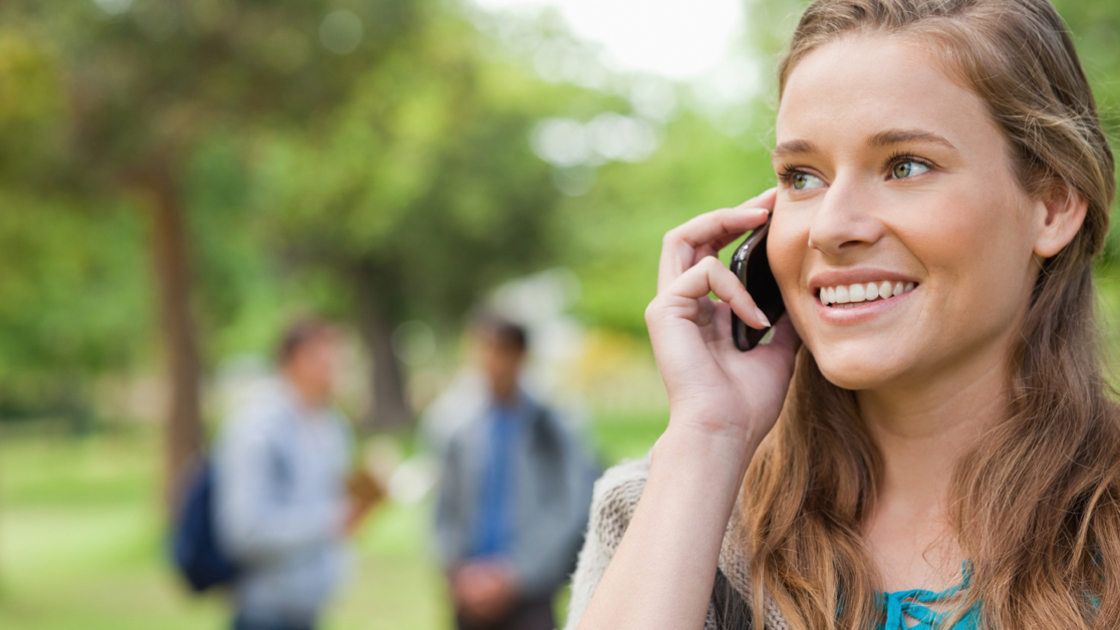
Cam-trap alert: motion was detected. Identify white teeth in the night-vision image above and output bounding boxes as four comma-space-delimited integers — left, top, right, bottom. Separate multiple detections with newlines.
817, 280, 918, 307
849, 283, 865, 302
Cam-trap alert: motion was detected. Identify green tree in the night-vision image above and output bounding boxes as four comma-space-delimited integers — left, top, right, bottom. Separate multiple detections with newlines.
0, 0, 423, 506
0, 0, 614, 499
250, 14, 608, 427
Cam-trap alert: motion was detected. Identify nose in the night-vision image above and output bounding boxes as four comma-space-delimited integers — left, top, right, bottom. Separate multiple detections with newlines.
807, 178, 885, 257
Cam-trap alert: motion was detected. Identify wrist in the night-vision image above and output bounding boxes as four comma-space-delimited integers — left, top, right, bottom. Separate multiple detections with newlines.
666, 396, 767, 442
659, 411, 760, 460
651, 422, 759, 493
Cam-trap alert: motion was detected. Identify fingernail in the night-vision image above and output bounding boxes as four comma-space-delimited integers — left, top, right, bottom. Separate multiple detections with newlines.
755, 307, 771, 328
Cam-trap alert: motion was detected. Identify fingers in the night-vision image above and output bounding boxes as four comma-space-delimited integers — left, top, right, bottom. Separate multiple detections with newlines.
661, 256, 772, 329
657, 189, 776, 293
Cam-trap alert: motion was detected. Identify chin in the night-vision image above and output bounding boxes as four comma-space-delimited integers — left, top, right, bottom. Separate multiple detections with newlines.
809, 346, 908, 391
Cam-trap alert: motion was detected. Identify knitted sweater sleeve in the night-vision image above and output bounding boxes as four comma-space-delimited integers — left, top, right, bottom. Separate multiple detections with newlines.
562, 456, 719, 630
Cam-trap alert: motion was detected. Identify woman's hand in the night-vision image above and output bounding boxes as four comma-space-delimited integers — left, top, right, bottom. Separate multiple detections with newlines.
646, 188, 800, 454
574, 190, 801, 630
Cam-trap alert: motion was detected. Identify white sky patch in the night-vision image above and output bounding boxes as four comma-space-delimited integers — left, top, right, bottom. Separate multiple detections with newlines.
92, 0, 133, 14
470, 0, 743, 80
474, 0, 762, 192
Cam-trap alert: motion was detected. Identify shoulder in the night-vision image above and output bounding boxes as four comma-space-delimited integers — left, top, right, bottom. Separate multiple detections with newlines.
565, 455, 791, 630
563, 457, 650, 629
421, 372, 489, 450
229, 378, 293, 422
216, 380, 296, 451
519, 391, 586, 450
325, 407, 353, 439
587, 457, 650, 544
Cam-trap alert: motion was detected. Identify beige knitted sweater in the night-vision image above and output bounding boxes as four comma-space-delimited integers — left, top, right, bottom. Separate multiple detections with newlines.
563, 457, 792, 630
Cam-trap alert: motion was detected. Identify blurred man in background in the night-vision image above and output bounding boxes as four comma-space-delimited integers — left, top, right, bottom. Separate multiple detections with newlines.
432, 317, 598, 630
214, 319, 373, 630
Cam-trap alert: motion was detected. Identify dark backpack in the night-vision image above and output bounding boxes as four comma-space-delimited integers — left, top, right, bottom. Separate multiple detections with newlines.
172, 459, 239, 592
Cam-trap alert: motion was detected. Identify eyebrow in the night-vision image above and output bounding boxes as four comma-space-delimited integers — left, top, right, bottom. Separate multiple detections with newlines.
771, 128, 956, 160
771, 139, 819, 160
870, 128, 956, 150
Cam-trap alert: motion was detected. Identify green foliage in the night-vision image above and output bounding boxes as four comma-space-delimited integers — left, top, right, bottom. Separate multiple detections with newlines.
563, 111, 778, 334
0, 195, 151, 418
1052, 0, 1120, 258
0, 27, 65, 186
0, 0, 420, 174
0, 0, 614, 419
250, 14, 606, 329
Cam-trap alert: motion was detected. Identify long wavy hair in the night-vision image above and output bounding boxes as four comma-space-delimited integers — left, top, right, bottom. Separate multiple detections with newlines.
740, 0, 1118, 628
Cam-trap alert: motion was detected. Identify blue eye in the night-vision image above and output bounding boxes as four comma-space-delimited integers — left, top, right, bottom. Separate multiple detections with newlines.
891, 160, 930, 179
791, 172, 825, 190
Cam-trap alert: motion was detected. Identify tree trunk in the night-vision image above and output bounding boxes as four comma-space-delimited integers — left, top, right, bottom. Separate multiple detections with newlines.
353, 264, 413, 431
145, 167, 205, 513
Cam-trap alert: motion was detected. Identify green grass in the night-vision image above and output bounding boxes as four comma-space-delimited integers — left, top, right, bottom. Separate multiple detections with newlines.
0, 427, 222, 630
0, 411, 666, 630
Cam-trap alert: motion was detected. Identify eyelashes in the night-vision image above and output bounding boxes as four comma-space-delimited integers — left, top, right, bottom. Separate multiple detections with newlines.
776, 167, 799, 183
776, 152, 936, 184
883, 151, 934, 174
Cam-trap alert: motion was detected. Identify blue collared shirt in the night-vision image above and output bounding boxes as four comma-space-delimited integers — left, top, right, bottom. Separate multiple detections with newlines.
471, 402, 519, 558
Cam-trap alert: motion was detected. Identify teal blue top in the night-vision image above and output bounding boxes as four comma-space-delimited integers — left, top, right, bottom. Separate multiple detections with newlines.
876, 565, 980, 630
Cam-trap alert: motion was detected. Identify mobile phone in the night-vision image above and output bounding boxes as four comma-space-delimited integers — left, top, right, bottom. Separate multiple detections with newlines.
730, 218, 785, 351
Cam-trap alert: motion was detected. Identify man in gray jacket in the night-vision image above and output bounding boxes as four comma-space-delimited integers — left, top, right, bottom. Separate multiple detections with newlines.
214, 320, 367, 630
432, 318, 598, 630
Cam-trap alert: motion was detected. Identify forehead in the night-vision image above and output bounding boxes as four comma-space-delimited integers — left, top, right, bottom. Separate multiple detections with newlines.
776, 34, 997, 150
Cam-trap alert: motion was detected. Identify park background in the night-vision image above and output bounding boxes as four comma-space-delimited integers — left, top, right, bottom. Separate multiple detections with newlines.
1, 0, 1119, 628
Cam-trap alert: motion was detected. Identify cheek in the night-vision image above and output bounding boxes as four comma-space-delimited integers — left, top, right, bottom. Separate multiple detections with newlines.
896, 177, 1034, 297
896, 196, 1002, 258
883, 190, 1039, 378
767, 207, 811, 317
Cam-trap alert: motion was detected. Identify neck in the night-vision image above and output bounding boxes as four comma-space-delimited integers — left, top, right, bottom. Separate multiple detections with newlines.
492, 382, 518, 404
282, 372, 327, 410
857, 341, 1011, 590
858, 343, 1008, 513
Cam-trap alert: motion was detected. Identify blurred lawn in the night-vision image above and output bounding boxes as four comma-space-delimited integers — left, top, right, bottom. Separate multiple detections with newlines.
0, 410, 666, 630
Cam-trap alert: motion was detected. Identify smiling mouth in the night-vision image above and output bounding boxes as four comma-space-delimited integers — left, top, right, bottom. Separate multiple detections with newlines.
818, 281, 917, 308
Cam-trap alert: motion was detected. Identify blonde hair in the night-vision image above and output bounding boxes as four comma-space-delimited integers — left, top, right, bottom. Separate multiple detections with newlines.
742, 0, 1118, 628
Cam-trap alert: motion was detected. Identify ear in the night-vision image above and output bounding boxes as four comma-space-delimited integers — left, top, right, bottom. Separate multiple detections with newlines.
1032, 184, 1088, 259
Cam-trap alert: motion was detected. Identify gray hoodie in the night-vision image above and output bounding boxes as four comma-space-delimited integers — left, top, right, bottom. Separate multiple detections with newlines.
214, 379, 353, 625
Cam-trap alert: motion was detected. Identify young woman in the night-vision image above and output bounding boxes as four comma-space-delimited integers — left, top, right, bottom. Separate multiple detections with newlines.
564, 0, 1118, 628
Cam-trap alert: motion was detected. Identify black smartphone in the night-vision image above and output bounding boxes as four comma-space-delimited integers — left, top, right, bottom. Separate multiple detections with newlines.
730, 218, 786, 351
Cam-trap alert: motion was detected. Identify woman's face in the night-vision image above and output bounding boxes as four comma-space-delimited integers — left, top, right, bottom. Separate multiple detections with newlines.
768, 34, 1043, 391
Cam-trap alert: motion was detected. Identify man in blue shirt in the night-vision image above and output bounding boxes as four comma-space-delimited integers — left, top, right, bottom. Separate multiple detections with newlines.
433, 318, 598, 630
214, 319, 370, 630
